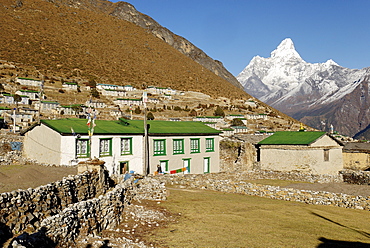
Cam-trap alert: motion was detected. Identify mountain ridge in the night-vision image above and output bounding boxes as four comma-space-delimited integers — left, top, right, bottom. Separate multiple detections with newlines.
237, 38, 370, 138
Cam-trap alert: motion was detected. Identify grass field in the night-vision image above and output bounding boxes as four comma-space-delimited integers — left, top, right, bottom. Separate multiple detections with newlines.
144, 187, 370, 247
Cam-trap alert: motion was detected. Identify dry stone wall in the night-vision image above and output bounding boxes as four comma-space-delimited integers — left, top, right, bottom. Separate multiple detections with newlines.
7, 174, 167, 247
341, 169, 370, 185
0, 169, 109, 242
157, 170, 370, 211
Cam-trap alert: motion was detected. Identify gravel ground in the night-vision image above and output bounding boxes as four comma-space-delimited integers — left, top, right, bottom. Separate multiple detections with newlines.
286, 182, 370, 196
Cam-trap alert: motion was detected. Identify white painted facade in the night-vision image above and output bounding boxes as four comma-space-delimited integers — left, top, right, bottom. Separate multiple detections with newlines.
259, 135, 343, 175
148, 135, 220, 174
23, 124, 144, 175
16, 78, 42, 87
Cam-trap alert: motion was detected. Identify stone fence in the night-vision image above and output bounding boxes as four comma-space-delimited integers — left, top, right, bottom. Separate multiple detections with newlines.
7, 174, 166, 247
157, 170, 370, 211
0, 169, 110, 244
340, 169, 370, 185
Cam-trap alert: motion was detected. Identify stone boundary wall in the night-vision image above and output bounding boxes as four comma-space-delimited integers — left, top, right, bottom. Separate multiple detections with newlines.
157, 171, 370, 211
8, 176, 167, 247
0, 170, 109, 240
340, 169, 370, 185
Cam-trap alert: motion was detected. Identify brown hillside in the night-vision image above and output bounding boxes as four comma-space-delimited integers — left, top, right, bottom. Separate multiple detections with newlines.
0, 0, 245, 99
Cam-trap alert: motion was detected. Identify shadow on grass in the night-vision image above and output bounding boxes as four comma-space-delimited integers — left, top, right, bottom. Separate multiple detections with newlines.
317, 237, 370, 247
312, 212, 370, 248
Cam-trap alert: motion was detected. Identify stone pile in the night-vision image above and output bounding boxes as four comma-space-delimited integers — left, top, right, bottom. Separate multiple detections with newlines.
157, 170, 370, 211
341, 169, 370, 185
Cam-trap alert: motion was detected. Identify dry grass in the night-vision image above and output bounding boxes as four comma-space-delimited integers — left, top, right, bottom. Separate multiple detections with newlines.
0, 164, 77, 193
144, 187, 370, 247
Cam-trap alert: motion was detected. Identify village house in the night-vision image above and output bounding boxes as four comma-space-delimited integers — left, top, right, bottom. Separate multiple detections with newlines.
85, 100, 106, 109
231, 126, 248, 134
34, 101, 60, 112
22, 118, 221, 175
15, 89, 39, 100
2, 93, 30, 105
100, 89, 127, 97
62, 81, 79, 91
16, 77, 42, 87
257, 131, 343, 175
193, 116, 225, 123
113, 98, 143, 106
247, 113, 268, 120
342, 142, 370, 170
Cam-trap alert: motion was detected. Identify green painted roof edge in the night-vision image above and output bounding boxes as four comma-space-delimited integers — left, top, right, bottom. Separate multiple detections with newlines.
258, 131, 327, 145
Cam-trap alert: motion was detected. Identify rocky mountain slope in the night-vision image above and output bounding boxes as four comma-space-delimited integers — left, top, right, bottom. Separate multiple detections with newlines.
0, 0, 244, 99
237, 38, 370, 138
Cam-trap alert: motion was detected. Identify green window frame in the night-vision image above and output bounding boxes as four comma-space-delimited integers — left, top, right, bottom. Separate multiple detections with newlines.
190, 138, 200, 153
99, 138, 112, 157
154, 139, 166, 156
173, 139, 184, 155
205, 138, 215, 152
76, 139, 90, 158
121, 137, 132, 155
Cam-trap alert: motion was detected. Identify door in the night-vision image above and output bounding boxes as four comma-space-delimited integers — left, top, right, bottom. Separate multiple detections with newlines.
203, 157, 210, 174
119, 161, 129, 174
159, 160, 168, 174
183, 158, 191, 174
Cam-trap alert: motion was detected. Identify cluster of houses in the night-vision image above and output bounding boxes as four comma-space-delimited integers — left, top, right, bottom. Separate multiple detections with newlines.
22, 118, 370, 176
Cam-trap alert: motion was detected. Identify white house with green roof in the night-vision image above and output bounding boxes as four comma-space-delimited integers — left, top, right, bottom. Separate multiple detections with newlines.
16, 77, 42, 87
15, 90, 39, 100
257, 131, 343, 175
23, 118, 221, 175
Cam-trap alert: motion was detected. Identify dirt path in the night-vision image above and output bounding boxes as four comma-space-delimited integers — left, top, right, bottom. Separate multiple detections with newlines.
286, 182, 370, 196
0, 164, 77, 193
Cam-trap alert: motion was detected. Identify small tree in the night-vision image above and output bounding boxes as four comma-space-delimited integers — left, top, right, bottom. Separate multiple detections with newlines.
213, 106, 225, 117
147, 112, 155, 120
231, 118, 244, 126
134, 106, 141, 114
189, 109, 197, 117
91, 88, 100, 98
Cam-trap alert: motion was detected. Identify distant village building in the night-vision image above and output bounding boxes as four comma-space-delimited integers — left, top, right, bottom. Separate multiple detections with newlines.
100, 89, 127, 97
245, 100, 257, 108
257, 131, 343, 175
193, 116, 225, 123
114, 98, 143, 106
34, 101, 60, 112
15, 90, 39, 100
231, 126, 248, 134
62, 82, 78, 91
2, 94, 30, 105
85, 100, 106, 109
342, 142, 370, 170
16, 77, 42, 87
247, 113, 268, 120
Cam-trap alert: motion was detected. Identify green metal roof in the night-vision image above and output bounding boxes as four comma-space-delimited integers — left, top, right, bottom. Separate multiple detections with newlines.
121, 119, 221, 135
40, 118, 220, 136
41, 118, 143, 135
258, 131, 326, 145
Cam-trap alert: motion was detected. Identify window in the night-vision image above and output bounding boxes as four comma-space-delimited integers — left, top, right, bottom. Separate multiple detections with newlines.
121, 138, 132, 155
154, 139, 166, 156
190, 138, 200, 153
99, 138, 112, 157
205, 138, 214, 152
173, 139, 184, 154
324, 149, 330, 161
76, 139, 89, 158
203, 157, 210, 173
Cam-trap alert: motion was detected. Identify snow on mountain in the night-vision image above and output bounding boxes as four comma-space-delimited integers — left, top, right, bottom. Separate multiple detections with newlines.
237, 38, 368, 113
237, 38, 370, 137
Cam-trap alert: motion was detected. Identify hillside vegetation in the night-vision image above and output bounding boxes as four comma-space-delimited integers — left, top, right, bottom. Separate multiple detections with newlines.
0, 0, 245, 99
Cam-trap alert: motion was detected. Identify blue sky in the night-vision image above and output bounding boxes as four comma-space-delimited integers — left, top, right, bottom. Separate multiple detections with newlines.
112, 0, 370, 76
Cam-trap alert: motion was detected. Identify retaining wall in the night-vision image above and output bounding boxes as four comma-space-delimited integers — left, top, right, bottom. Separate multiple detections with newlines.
7, 175, 167, 247
341, 169, 370, 185
0, 169, 109, 243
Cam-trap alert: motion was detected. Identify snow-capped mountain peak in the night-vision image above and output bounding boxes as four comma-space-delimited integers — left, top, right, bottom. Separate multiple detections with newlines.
236, 38, 370, 137
270, 38, 302, 61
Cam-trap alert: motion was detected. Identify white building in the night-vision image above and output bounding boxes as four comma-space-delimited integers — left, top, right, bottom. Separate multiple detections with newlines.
16, 77, 42, 87
23, 119, 221, 175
